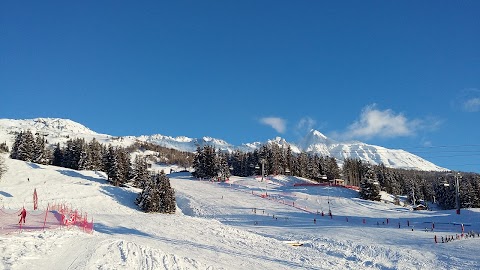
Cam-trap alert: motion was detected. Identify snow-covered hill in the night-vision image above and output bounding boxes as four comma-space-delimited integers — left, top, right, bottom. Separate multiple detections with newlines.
1, 154, 479, 269
0, 118, 446, 171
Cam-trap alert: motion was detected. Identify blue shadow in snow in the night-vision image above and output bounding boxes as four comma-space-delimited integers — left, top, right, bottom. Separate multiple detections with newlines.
94, 222, 154, 238
100, 186, 139, 210
57, 170, 106, 184
0, 191, 13, 197
27, 162, 42, 169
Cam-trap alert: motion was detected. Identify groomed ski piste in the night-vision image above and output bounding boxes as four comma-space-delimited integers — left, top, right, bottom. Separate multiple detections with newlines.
1, 154, 479, 270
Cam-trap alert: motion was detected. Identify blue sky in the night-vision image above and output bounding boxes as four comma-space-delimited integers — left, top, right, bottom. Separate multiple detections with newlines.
1, 1, 479, 172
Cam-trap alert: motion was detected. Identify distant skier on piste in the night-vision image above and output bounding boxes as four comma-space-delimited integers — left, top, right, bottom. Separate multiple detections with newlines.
18, 207, 27, 224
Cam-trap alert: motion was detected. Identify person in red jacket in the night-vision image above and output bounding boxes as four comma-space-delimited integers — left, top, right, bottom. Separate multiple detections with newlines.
18, 207, 27, 224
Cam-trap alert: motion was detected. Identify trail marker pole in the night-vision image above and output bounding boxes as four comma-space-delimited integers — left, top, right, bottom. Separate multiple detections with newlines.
43, 203, 49, 230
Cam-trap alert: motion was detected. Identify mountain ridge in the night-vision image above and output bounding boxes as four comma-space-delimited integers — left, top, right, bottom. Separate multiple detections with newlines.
0, 117, 447, 171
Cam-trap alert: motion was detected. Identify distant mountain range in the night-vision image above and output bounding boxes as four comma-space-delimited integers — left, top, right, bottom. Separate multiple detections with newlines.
0, 118, 447, 171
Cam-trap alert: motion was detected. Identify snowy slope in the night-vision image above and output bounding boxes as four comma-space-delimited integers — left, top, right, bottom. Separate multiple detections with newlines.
1, 154, 479, 270
0, 118, 446, 171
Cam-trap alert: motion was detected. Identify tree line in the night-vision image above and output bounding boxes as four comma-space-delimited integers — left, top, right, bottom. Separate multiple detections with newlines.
192, 144, 341, 182
341, 157, 480, 208
192, 143, 480, 209
8, 130, 175, 213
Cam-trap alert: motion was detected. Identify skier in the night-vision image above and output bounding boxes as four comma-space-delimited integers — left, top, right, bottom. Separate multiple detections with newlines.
18, 207, 27, 224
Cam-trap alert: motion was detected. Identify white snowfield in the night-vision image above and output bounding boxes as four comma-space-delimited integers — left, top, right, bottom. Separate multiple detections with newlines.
0, 155, 479, 270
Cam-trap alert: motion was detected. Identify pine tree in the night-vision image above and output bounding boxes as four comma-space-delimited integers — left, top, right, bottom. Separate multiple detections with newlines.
0, 142, 9, 153
116, 147, 132, 185
105, 145, 121, 186
9, 131, 23, 160
203, 145, 216, 178
325, 157, 341, 180
88, 138, 104, 170
285, 145, 293, 174
133, 156, 150, 189
216, 151, 230, 181
359, 166, 381, 201
62, 138, 85, 169
136, 172, 176, 213
51, 143, 63, 167
77, 142, 90, 170
33, 134, 48, 164
12, 130, 35, 162
135, 174, 159, 212
192, 146, 206, 179
158, 172, 176, 213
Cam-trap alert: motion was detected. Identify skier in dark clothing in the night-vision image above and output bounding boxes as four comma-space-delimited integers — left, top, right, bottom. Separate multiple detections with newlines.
18, 208, 27, 224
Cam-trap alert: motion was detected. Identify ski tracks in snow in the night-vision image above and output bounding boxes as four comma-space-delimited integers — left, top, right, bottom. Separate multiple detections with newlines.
82, 239, 214, 270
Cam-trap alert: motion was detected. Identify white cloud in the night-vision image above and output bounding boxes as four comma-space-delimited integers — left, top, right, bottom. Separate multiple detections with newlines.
463, 98, 480, 112
453, 88, 480, 112
296, 117, 316, 133
260, 117, 286, 133
344, 104, 420, 139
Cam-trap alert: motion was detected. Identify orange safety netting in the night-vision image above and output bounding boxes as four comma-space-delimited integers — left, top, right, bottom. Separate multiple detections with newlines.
0, 203, 94, 235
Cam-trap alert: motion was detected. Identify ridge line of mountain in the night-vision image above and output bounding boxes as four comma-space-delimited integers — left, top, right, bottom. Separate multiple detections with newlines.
0, 117, 447, 171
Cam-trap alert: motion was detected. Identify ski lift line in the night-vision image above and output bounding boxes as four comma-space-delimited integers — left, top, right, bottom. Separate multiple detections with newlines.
325, 146, 480, 154
327, 149, 480, 155
436, 163, 480, 167
417, 153, 480, 158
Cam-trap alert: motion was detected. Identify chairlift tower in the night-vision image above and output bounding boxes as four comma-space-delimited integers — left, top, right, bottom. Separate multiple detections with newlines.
455, 173, 461, 215
255, 159, 267, 196
444, 172, 461, 215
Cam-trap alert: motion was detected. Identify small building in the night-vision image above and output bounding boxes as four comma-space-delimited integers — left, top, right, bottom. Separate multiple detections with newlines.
413, 204, 427, 211
329, 179, 345, 186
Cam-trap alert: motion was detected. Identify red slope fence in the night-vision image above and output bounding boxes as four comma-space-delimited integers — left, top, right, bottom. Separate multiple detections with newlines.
0, 202, 94, 235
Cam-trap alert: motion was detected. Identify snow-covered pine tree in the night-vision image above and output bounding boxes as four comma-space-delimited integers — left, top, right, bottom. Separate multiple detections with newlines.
135, 174, 159, 212
268, 144, 282, 175
296, 152, 308, 177
158, 172, 176, 213
285, 145, 293, 174
77, 141, 90, 170
105, 145, 121, 186
133, 156, 149, 189
11, 130, 35, 162
136, 172, 176, 213
359, 165, 381, 201
33, 134, 48, 164
192, 146, 206, 179
62, 138, 85, 169
325, 157, 341, 181
203, 145, 216, 178
306, 155, 318, 180
9, 131, 23, 160
229, 150, 242, 177
116, 147, 132, 185
88, 138, 104, 171
216, 150, 230, 181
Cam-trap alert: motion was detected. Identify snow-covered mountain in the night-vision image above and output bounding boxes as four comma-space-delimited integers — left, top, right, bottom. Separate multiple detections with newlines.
299, 129, 446, 171
0, 118, 447, 171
